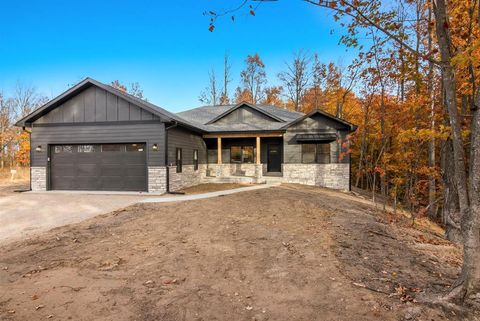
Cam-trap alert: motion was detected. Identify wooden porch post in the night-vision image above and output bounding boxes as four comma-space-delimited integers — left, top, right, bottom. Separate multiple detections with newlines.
256, 136, 261, 164
217, 137, 222, 164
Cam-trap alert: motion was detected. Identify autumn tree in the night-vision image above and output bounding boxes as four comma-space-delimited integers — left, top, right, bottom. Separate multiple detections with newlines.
262, 86, 284, 106
238, 53, 267, 104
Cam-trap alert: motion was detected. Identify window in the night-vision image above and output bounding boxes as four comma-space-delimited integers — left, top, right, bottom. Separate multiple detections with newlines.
231, 146, 242, 163
302, 144, 316, 164
176, 148, 182, 173
231, 146, 255, 164
302, 143, 331, 164
126, 143, 145, 152
316, 143, 331, 164
193, 149, 198, 171
102, 144, 124, 152
207, 149, 217, 164
54, 145, 73, 153
242, 146, 254, 163
78, 145, 98, 153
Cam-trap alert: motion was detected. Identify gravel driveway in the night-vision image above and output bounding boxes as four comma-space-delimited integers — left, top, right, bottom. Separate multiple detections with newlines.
0, 192, 147, 244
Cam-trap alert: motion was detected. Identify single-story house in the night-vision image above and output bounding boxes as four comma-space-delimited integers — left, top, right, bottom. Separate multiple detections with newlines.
16, 78, 357, 193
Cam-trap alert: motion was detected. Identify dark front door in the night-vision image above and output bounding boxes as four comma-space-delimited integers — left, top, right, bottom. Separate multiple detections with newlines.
267, 144, 282, 172
50, 143, 147, 191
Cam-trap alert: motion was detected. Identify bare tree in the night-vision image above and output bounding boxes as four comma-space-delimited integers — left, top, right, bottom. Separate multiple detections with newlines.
0, 83, 47, 168
219, 53, 232, 105
129, 82, 145, 100
110, 80, 146, 100
278, 51, 311, 111
199, 68, 219, 105
239, 53, 267, 104
12, 83, 48, 118
311, 53, 327, 110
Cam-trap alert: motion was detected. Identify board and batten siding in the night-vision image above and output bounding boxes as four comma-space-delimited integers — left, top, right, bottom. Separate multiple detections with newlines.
34, 86, 160, 124
283, 114, 351, 164
31, 122, 166, 167
167, 127, 207, 166
213, 106, 280, 127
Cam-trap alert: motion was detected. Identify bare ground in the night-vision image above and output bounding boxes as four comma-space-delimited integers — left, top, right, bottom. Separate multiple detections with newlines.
178, 183, 253, 194
0, 184, 475, 321
0, 181, 29, 198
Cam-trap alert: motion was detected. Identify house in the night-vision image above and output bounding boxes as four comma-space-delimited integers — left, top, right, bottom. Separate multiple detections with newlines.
16, 78, 357, 193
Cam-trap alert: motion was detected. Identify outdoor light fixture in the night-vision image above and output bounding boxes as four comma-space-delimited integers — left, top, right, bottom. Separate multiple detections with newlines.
35, 145, 42, 152
152, 144, 158, 151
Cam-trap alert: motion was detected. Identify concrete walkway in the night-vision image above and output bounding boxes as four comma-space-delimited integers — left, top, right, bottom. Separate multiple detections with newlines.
141, 183, 279, 203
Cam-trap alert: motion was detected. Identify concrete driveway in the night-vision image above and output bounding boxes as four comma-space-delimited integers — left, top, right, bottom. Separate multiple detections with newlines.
0, 192, 147, 244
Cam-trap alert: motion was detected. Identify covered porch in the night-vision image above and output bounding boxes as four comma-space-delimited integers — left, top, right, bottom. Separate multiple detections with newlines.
203, 132, 283, 182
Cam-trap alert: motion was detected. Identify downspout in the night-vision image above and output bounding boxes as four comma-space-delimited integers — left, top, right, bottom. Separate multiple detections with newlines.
24, 126, 32, 191
349, 155, 352, 192
164, 120, 178, 193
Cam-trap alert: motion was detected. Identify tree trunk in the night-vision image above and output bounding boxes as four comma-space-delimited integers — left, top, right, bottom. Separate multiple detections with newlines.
434, 0, 479, 303
427, 2, 437, 220
433, 0, 469, 220
456, 99, 480, 302
441, 138, 462, 242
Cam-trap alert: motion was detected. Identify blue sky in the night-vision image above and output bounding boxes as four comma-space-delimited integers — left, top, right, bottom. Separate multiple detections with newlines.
0, 0, 358, 112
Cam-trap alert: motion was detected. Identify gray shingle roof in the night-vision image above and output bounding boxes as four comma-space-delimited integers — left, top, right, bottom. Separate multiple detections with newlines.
176, 103, 305, 132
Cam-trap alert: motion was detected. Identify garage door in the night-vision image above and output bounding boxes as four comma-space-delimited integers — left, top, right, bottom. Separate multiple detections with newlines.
50, 143, 147, 191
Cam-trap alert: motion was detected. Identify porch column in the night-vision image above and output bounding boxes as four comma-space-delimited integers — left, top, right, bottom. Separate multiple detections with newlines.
217, 137, 222, 164
256, 136, 261, 164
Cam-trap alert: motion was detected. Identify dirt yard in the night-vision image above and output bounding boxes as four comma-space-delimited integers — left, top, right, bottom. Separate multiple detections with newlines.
178, 183, 253, 194
0, 184, 474, 321
0, 182, 29, 198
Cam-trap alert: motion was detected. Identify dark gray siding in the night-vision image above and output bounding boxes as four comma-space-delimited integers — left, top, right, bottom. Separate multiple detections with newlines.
284, 114, 350, 164
213, 106, 280, 127
167, 127, 207, 166
34, 86, 160, 124
31, 122, 165, 167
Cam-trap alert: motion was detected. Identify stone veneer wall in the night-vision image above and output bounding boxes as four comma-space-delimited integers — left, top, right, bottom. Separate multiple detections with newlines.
168, 164, 207, 192
148, 166, 167, 194
31, 167, 47, 191
207, 163, 260, 177
283, 163, 350, 190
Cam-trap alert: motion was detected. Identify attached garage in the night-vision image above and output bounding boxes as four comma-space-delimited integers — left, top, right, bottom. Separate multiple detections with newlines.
50, 143, 147, 191
15, 78, 204, 194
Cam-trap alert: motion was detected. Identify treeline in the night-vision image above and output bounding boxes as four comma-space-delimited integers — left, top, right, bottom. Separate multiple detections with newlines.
0, 84, 48, 169
198, 51, 356, 117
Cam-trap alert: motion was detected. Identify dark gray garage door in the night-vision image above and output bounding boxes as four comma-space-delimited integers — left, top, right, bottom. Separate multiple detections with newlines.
50, 143, 147, 191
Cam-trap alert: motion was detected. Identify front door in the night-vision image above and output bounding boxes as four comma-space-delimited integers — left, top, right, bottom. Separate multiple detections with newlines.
267, 144, 282, 172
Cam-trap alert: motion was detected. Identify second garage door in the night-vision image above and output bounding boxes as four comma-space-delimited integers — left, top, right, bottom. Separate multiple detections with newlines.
50, 143, 147, 191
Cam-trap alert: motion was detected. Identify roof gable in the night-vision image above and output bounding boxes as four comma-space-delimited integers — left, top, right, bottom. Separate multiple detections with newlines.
16, 78, 201, 133
206, 102, 285, 125
283, 109, 357, 132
